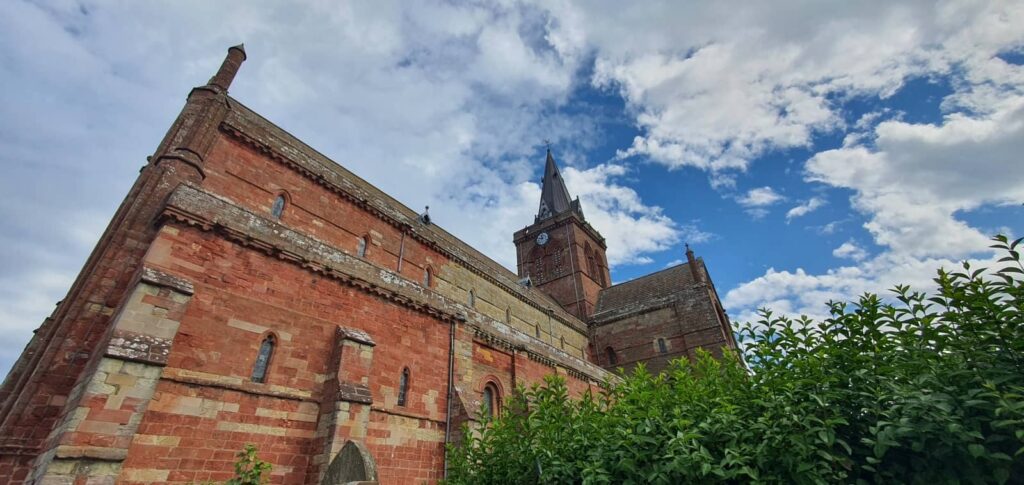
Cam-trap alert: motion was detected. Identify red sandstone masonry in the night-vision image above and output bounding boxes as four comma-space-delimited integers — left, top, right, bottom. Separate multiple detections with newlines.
0, 48, 241, 484
0, 46, 736, 484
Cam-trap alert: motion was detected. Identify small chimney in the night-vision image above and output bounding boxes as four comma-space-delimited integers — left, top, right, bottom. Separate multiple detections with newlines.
686, 243, 702, 283
208, 44, 247, 92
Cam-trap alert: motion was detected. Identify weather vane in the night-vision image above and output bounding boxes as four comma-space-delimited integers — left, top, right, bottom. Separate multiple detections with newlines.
543, 138, 551, 151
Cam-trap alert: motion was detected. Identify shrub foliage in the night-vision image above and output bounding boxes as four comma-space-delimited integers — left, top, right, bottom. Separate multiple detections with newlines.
445, 236, 1024, 484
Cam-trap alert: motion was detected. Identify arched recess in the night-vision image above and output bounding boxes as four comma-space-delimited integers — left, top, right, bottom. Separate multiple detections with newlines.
356, 235, 369, 258
251, 333, 277, 383
270, 191, 290, 219
423, 266, 433, 287
477, 376, 505, 419
606, 346, 617, 366
321, 440, 377, 484
397, 367, 410, 407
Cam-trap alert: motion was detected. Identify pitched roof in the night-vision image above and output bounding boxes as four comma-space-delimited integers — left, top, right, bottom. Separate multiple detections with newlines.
592, 261, 705, 321
537, 150, 574, 220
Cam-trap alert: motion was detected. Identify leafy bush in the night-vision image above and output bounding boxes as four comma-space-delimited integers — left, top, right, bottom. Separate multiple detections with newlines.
445, 236, 1024, 484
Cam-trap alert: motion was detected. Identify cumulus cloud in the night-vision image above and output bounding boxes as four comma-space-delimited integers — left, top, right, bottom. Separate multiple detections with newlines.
738, 186, 785, 207
725, 22, 1024, 325
563, 164, 708, 265
786, 197, 826, 221
736, 186, 785, 218
573, 0, 1024, 185
832, 241, 868, 262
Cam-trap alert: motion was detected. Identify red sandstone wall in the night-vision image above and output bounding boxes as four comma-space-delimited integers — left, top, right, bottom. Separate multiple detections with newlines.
591, 294, 734, 376
133, 223, 454, 483
121, 217, 599, 483
201, 135, 446, 290
1, 80, 606, 484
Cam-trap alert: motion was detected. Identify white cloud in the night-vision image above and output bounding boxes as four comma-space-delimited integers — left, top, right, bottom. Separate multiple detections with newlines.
736, 186, 785, 218
569, 0, 1024, 186
724, 251, 995, 325
738, 186, 785, 207
786, 197, 826, 221
832, 241, 868, 262
563, 164, 708, 266
726, 29, 1024, 325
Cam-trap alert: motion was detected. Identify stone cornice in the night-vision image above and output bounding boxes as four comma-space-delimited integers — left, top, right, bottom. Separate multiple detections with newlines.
218, 103, 588, 334
471, 326, 607, 384
589, 295, 682, 326
158, 184, 610, 383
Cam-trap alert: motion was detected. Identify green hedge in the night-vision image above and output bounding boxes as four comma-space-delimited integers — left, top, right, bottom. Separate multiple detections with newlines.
445, 236, 1024, 484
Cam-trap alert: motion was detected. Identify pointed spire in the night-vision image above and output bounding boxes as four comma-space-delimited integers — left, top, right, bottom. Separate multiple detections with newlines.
536, 149, 575, 221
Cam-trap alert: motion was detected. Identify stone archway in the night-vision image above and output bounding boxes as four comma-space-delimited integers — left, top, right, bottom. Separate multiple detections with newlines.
322, 440, 378, 484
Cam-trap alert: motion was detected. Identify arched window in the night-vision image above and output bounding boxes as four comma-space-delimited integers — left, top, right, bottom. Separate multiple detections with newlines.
535, 324, 541, 338
270, 195, 286, 219
423, 267, 432, 287
251, 334, 276, 383
657, 338, 668, 354
468, 289, 475, 308
357, 236, 368, 258
505, 307, 512, 324
560, 336, 565, 349
397, 367, 410, 407
606, 346, 617, 365
482, 382, 500, 418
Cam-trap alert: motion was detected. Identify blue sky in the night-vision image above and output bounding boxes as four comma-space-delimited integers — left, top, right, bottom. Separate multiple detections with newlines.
1, 0, 1023, 378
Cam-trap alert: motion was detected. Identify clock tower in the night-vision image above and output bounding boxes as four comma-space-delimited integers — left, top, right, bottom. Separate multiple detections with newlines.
514, 150, 611, 320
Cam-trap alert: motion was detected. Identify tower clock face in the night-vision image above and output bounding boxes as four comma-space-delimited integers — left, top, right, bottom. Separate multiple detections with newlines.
535, 232, 550, 246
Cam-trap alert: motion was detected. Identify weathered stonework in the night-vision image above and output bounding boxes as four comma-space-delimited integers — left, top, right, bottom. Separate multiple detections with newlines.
29, 268, 193, 484
0, 46, 733, 484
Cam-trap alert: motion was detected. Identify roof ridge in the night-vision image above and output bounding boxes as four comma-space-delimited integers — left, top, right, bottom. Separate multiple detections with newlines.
602, 260, 694, 290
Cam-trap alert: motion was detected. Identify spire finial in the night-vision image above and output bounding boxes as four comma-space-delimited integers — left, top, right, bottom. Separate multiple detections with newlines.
208, 44, 247, 92
543, 139, 551, 153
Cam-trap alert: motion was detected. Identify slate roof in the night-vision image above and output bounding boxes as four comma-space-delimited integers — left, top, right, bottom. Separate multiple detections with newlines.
592, 260, 705, 322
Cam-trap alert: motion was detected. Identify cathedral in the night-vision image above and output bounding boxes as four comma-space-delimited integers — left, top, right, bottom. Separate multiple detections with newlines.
0, 46, 735, 484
